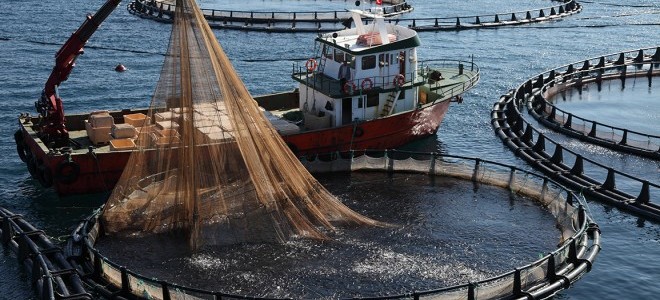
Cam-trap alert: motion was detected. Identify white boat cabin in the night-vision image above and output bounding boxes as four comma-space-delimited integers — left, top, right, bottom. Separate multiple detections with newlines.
292, 8, 423, 130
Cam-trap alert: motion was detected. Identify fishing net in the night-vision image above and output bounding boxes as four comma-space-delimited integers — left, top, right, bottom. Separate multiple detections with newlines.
101, 0, 379, 250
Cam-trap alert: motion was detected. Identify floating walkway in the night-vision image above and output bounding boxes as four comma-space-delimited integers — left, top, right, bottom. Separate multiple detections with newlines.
128, 0, 582, 33
527, 47, 660, 160
491, 47, 660, 222
63, 151, 600, 300
0, 207, 92, 300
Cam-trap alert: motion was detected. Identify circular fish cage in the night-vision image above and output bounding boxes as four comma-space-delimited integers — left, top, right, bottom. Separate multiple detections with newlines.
127, 0, 582, 33
491, 47, 660, 222
526, 47, 660, 160
67, 150, 600, 299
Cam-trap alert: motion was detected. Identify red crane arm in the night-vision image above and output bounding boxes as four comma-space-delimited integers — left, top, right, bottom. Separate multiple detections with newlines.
37, 0, 122, 145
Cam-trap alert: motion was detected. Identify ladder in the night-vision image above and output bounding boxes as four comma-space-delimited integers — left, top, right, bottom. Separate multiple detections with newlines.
316, 43, 327, 74
318, 55, 327, 74
379, 90, 401, 117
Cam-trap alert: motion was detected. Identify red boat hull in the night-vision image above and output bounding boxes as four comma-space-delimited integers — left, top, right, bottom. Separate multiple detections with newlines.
283, 99, 450, 155
18, 127, 131, 196
16, 97, 450, 196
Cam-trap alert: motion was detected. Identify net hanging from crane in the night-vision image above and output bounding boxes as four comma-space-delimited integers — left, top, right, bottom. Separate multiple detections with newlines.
101, 0, 379, 250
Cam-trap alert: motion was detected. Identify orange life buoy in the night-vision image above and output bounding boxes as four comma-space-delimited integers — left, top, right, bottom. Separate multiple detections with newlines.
394, 74, 405, 87
343, 81, 356, 94
361, 78, 373, 90
305, 58, 318, 72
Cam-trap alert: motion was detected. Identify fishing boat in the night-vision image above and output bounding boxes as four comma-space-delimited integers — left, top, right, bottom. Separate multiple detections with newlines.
14, 3, 479, 196
266, 8, 479, 155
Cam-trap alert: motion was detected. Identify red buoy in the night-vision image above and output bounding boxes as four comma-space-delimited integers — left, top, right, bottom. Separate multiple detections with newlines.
115, 64, 127, 72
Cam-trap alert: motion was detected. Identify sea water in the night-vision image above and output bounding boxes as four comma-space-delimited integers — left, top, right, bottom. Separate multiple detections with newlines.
96, 173, 559, 298
0, 0, 659, 298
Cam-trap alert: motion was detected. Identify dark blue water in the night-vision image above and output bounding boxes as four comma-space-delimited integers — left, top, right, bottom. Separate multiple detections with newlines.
1, 0, 659, 298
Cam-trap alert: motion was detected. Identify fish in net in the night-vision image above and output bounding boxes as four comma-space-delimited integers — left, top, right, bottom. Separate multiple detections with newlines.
101, 0, 381, 250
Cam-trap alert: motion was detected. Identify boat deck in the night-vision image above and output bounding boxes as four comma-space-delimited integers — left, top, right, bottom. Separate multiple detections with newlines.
68, 129, 115, 154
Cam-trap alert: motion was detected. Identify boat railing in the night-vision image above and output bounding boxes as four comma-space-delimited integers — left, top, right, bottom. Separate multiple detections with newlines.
293, 62, 419, 97
420, 59, 481, 99
292, 59, 480, 98
68, 150, 600, 300
132, 0, 412, 23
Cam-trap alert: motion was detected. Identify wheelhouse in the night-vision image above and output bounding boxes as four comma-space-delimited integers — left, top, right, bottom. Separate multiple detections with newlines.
292, 9, 425, 130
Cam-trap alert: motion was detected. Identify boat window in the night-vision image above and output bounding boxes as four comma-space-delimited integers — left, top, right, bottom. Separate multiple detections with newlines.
362, 55, 376, 70
347, 54, 355, 68
334, 50, 345, 63
357, 97, 363, 108
323, 45, 333, 60
366, 92, 379, 107
379, 53, 390, 67
391, 53, 398, 65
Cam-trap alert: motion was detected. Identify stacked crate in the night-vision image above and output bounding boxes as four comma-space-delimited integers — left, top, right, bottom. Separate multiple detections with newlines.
124, 113, 152, 148
193, 103, 234, 144
153, 110, 181, 146
85, 111, 114, 145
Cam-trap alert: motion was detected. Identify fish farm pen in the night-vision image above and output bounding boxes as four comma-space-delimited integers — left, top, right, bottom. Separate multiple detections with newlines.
491, 46, 660, 222
6, 0, 660, 299
527, 47, 660, 160
128, 0, 581, 32
25, 150, 602, 300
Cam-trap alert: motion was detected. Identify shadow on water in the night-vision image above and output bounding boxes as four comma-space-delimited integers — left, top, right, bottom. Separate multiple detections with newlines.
396, 133, 448, 154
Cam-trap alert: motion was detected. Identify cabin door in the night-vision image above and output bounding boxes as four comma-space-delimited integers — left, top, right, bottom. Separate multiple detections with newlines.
342, 97, 352, 125
398, 50, 406, 76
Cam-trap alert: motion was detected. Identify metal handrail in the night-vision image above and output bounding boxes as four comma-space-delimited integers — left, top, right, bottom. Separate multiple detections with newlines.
292, 59, 480, 98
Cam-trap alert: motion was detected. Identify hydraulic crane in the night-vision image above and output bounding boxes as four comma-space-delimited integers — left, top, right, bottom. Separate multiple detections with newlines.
35, 0, 122, 147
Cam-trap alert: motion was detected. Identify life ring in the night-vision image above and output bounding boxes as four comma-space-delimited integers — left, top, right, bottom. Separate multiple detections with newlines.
353, 126, 364, 138
393, 74, 405, 87
305, 58, 318, 72
361, 78, 373, 91
36, 160, 53, 188
343, 81, 357, 94
14, 129, 29, 163
55, 159, 80, 184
